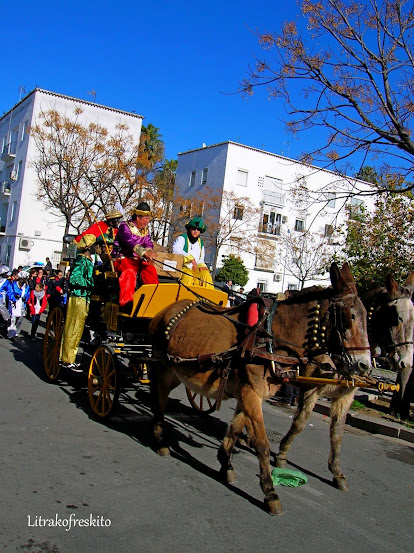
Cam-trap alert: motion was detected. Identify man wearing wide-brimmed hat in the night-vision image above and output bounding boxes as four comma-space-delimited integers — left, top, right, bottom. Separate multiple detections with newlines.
114, 202, 159, 306
172, 216, 213, 288
60, 235, 96, 371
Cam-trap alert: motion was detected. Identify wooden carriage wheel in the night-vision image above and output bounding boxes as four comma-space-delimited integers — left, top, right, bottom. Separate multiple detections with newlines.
88, 345, 120, 418
43, 307, 65, 382
186, 387, 217, 415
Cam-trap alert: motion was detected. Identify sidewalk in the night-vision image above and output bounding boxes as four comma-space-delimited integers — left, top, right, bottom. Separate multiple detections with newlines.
313, 392, 414, 444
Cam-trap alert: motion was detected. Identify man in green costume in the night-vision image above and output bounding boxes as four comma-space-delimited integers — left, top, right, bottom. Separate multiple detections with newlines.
60, 235, 96, 371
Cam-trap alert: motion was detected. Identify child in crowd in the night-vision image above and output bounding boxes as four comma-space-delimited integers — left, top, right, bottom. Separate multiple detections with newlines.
6, 271, 30, 340
0, 265, 10, 324
28, 281, 48, 341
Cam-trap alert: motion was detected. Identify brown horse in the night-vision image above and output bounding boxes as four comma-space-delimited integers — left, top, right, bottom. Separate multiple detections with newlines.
149, 263, 371, 515
365, 273, 414, 417
275, 272, 414, 488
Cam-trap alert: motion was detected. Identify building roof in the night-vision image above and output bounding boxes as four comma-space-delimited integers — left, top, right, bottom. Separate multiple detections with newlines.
177, 140, 354, 181
0, 88, 144, 123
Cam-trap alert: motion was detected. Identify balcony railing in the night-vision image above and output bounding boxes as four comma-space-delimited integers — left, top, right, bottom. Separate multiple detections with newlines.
0, 180, 11, 195
1, 141, 17, 161
258, 223, 281, 236
262, 190, 285, 206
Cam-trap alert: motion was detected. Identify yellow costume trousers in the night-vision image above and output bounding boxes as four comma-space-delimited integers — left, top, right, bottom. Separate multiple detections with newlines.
180, 264, 213, 289
60, 296, 89, 363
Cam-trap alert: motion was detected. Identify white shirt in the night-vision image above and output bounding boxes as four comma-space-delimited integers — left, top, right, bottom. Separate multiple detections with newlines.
172, 235, 205, 269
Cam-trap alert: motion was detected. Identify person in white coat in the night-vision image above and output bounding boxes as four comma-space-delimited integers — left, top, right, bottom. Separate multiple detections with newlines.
172, 217, 213, 288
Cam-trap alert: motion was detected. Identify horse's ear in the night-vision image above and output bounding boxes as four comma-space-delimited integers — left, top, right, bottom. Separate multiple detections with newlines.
330, 263, 343, 293
341, 262, 357, 293
330, 262, 356, 294
385, 274, 400, 299
404, 271, 414, 296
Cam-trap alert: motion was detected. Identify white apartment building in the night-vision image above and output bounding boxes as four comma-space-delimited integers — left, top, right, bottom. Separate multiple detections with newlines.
0, 89, 143, 269
176, 141, 373, 294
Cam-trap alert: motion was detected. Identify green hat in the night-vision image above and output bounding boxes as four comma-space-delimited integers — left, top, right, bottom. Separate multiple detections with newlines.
185, 216, 206, 233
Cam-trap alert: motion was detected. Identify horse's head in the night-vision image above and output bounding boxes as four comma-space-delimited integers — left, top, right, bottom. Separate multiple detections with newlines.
368, 272, 414, 372
322, 263, 371, 377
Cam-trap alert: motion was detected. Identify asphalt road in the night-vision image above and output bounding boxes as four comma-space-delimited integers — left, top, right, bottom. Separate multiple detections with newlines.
0, 316, 413, 553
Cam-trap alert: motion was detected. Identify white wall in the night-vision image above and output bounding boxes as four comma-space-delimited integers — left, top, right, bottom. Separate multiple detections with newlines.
176, 141, 374, 294
0, 89, 143, 269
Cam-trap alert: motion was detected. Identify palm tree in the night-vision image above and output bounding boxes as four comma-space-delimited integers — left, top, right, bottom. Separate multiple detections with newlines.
141, 123, 164, 164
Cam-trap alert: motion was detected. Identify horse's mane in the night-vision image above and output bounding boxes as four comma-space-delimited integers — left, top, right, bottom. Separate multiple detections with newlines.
281, 285, 332, 305
363, 287, 387, 306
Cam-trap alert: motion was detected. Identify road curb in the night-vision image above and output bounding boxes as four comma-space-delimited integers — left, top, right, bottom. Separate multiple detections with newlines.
313, 400, 414, 443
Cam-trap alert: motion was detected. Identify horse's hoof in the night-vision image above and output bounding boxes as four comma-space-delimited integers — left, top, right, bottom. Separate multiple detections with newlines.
157, 447, 170, 457
265, 498, 284, 516
226, 469, 237, 484
275, 457, 287, 469
333, 476, 349, 491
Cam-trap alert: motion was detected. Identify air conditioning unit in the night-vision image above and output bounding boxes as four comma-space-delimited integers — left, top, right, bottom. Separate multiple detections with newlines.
273, 274, 282, 282
9, 170, 17, 181
19, 237, 33, 251
282, 215, 288, 224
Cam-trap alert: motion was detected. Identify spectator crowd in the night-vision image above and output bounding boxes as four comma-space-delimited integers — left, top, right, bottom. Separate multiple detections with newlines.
0, 259, 68, 341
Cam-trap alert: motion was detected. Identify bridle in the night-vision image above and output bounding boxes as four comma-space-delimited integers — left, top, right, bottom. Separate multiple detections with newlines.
368, 296, 414, 355
313, 292, 370, 368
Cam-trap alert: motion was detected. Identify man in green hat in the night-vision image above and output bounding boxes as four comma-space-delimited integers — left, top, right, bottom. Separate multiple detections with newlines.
172, 216, 213, 288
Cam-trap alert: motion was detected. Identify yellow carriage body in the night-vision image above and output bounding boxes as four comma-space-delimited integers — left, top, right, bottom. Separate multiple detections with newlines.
101, 282, 228, 331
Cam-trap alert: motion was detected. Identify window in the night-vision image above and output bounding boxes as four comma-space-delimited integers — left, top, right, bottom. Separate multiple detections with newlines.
201, 168, 208, 185
189, 171, 196, 187
326, 192, 336, 208
236, 169, 248, 187
17, 161, 22, 179
263, 175, 284, 205
233, 206, 244, 220
324, 224, 333, 237
257, 281, 267, 292
260, 210, 281, 235
10, 201, 17, 222
180, 202, 192, 216
294, 219, 305, 232
288, 283, 298, 291
349, 197, 365, 220
20, 120, 28, 142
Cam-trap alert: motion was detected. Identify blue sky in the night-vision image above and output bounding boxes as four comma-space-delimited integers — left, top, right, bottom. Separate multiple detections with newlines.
2, 0, 305, 161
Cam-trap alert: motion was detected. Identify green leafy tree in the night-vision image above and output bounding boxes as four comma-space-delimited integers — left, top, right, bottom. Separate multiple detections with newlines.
344, 187, 414, 294
215, 254, 249, 287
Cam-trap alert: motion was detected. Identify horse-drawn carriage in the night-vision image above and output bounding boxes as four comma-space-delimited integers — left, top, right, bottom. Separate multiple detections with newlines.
42, 261, 412, 515
43, 266, 228, 418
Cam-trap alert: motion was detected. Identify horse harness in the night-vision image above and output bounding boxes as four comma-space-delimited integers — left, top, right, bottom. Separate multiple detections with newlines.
367, 295, 414, 357
165, 290, 368, 410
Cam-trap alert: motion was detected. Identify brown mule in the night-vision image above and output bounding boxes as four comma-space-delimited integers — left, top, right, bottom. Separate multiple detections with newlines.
275, 272, 414, 491
149, 263, 371, 515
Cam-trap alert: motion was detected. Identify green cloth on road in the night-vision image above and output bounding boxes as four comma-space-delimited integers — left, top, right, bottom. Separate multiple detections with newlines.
271, 467, 308, 487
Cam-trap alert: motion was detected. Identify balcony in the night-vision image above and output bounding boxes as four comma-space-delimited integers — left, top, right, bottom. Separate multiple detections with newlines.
0, 180, 11, 195
262, 190, 285, 206
258, 223, 281, 237
2, 141, 17, 161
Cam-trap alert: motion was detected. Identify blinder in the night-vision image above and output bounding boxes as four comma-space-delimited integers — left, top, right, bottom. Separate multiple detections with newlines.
329, 300, 352, 332
375, 304, 399, 329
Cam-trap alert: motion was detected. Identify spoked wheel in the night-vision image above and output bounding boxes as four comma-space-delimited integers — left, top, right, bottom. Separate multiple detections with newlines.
88, 345, 120, 418
186, 387, 217, 415
43, 307, 64, 382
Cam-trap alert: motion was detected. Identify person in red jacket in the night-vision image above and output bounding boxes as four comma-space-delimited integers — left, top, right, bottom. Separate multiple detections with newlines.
28, 282, 48, 341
